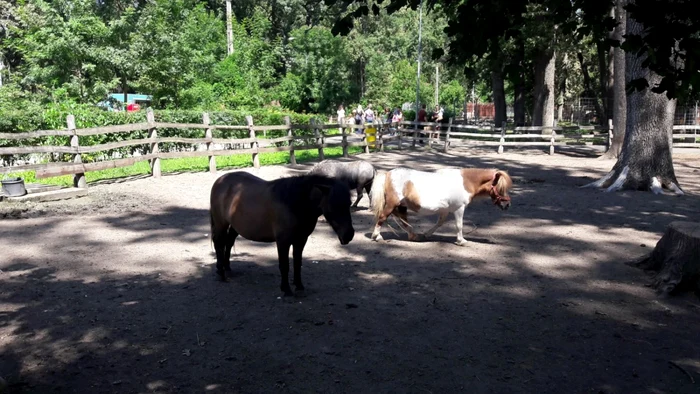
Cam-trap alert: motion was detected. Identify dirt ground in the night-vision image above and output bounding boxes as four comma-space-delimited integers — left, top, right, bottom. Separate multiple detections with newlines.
1, 145, 700, 394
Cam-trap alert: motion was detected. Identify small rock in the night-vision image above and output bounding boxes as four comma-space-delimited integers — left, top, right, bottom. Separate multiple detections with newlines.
640, 244, 646, 248
182, 349, 191, 356
345, 303, 358, 309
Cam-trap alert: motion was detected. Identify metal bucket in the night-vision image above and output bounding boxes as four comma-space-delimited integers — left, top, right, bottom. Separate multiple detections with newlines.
1, 177, 27, 197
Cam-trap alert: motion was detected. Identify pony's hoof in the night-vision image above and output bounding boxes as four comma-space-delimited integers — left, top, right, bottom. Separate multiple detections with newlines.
281, 286, 294, 297
409, 233, 425, 242
455, 239, 468, 247
294, 288, 306, 298
216, 272, 229, 282
372, 234, 384, 242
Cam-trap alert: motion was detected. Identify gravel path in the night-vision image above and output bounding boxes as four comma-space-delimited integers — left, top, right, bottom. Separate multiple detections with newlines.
1, 146, 700, 394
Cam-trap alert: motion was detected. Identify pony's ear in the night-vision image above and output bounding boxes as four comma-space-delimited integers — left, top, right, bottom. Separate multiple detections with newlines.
310, 184, 331, 201
313, 184, 332, 194
492, 171, 502, 186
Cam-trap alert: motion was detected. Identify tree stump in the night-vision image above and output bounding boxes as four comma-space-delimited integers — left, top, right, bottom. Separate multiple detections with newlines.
630, 221, 700, 295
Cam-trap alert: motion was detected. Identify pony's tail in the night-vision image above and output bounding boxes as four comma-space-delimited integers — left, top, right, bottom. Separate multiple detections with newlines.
370, 172, 387, 221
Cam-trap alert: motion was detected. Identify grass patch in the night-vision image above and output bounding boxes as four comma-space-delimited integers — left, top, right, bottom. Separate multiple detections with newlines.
4, 146, 366, 187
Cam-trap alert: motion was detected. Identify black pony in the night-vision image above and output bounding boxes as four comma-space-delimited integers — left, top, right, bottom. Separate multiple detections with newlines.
209, 171, 355, 296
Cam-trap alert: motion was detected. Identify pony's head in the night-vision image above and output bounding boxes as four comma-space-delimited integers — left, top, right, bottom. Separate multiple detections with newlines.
311, 178, 355, 245
489, 170, 513, 210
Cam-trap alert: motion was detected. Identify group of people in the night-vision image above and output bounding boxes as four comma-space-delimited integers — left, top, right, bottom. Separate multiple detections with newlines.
336, 104, 405, 133
336, 103, 444, 140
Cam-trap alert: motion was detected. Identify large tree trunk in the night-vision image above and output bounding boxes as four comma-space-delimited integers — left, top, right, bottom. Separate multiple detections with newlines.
583, 13, 682, 195
577, 52, 606, 125
492, 70, 507, 126
512, 39, 526, 127
603, 0, 627, 159
514, 80, 526, 126
557, 53, 568, 123
532, 48, 556, 129
629, 221, 700, 295
596, 7, 615, 123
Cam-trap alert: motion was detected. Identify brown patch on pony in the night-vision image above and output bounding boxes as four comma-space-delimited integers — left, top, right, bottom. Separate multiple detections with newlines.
461, 168, 513, 200
402, 181, 422, 212
376, 171, 401, 221
384, 172, 401, 208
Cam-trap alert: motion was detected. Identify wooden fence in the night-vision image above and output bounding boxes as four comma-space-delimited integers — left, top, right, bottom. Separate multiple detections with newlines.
390, 119, 699, 154
1, 109, 698, 188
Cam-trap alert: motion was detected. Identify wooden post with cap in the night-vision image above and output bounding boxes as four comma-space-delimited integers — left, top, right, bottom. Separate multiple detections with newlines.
246, 115, 259, 169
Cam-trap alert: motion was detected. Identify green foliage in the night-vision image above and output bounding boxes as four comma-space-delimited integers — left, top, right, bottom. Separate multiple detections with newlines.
1, 0, 468, 116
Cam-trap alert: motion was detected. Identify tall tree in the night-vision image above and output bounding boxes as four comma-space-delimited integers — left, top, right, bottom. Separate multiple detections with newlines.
601, 0, 626, 159
584, 1, 682, 194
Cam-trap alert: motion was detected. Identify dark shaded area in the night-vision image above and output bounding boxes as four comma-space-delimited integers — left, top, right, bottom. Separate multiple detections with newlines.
2, 147, 700, 393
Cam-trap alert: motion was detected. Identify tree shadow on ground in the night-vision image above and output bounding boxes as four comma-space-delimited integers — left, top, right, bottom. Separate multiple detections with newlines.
1, 147, 700, 393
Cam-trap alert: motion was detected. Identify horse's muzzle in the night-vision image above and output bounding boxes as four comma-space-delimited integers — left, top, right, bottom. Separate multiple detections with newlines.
339, 229, 355, 245
499, 201, 511, 210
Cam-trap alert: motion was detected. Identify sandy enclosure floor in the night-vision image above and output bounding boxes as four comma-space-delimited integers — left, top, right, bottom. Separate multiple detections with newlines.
1, 146, 700, 394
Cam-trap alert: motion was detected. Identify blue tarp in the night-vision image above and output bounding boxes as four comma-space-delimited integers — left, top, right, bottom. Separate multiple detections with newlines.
107, 93, 152, 104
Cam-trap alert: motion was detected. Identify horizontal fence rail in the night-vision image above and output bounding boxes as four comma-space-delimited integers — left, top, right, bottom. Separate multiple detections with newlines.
1, 110, 698, 188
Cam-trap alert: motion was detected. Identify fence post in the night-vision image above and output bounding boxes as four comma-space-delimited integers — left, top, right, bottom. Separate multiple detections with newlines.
285, 116, 296, 165
341, 119, 349, 158
203, 112, 216, 174
444, 117, 453, 153
397, 121, 403, 150
498, 121, 506, 154
315, 119, 325, 160
376, 119, 384, 153
246, 115, 260, 169
412, 120, 418, 148
607, 118, 613, 149
67, 114, 86, 188
550, 129, 556, 155
147, 108, 161, 178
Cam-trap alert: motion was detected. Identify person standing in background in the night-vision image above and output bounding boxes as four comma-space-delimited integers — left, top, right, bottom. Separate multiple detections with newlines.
337, 104, 346, 134
364, 104, 375, 124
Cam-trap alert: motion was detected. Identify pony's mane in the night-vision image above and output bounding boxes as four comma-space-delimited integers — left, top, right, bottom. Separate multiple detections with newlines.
493, 170, 513, 196
461, 168, 512, 197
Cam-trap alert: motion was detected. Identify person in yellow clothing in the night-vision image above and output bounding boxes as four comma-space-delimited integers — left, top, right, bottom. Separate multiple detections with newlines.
364, 104, 376, 148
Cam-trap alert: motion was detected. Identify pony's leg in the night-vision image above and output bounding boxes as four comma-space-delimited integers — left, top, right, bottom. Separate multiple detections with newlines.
371, 212, 390, 241
276, 241, 294, 296
423, 211, 449, 238
352, 186, 363, 207
292, 237, 308, 291
212, 230, 229, 281
393, 208, 418, 241
453, 206, 468, 246
371, 216, 386, 241
223, 227, 239, 273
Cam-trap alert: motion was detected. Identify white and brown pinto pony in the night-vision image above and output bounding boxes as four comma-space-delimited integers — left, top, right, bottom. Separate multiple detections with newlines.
369, 168, 513, 245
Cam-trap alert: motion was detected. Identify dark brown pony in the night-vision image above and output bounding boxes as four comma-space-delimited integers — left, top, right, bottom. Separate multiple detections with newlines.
210, 171, 355, 296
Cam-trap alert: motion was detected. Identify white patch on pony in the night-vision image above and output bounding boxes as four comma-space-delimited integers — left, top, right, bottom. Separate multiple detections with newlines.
582, 170, 614, 188
388, 168, 472, 216
605, 166, 629, 192
667, 182, 684, 196
650, 177, 663, 195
